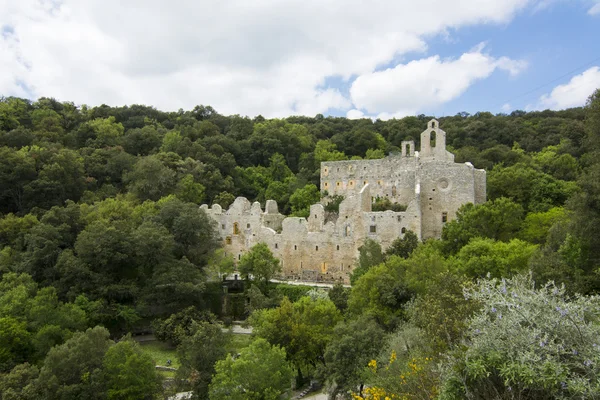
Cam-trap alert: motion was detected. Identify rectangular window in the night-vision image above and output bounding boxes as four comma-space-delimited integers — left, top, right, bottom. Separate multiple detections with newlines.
442, 212, 448, 223
370, 225, 377, 233
225, 236, 232, 245
275, 243, 278, 249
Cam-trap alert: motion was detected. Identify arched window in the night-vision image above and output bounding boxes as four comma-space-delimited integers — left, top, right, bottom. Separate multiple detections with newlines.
401, 227, 406, 234
430, 131, 436, 148
431, 121, 435, 128
233, 222, 240, 235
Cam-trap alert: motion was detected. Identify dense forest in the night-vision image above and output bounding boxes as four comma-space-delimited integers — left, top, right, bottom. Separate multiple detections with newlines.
0, 89, 599, 399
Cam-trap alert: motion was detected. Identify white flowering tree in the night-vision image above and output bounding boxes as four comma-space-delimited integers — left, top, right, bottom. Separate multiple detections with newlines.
440, 274, 600, 399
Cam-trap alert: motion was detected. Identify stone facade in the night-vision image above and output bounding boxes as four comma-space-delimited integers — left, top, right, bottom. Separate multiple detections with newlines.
201, 119, 486, 284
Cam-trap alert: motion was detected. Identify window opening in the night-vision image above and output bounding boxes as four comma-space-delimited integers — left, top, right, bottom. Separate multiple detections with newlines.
233, 222, 240, 235
401, 227, 406, 234
442, 212, 448, 223
430, 131, 436, 147
370, 225, 377, 233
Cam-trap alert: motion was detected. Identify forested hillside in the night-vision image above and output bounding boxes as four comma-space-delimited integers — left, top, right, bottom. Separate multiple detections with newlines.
1, 90, 600, 399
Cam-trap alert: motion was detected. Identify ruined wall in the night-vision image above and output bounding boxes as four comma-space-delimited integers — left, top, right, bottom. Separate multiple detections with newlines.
201, 119, 486, 284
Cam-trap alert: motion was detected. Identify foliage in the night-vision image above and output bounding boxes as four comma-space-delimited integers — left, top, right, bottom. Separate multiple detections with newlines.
371, 197, 407, 212
442, 197, 525, 254
351, 239, 384, 285
322, 316, 387, 398
385, 230, 419, 259
209, 338, 295, 400
347, 261, 413, 330
103, 339, 162, 400
153, 307, 217, 346
440, 274, 600, 399
449, 237, 537, 279
289, 184, 320, 217
238, 243, 281, 289
176, 321, 230, 399
328, 283, 350, 312
250, 296, 342, 379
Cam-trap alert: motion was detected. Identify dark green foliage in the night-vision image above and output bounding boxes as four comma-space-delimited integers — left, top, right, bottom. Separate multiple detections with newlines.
153, 307, 217, 346
176, 321, 230, 399
322, 316, 386, 397
372, 197, 407, 212
442, 197, 525, 254
385, 230, 419, 259
351, 238, 384, 285
328, 283, 350, 312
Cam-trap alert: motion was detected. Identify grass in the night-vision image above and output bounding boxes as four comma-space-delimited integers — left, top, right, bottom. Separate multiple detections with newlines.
230, 333, 253, 353
140, 341, 180, 368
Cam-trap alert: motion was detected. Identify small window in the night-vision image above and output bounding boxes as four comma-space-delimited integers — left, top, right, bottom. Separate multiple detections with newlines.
233, 222, 240, 235
401, 227, 406, 234
238, 254, 241, 260
429, 197, 433, 201
225, 236, 232, 245
315, 214, 317, 219
315, 246, 319, 251
324, 182, 329, 187
442, 212, 448, 223
431, 121, 435, 128
275, 243, 278, 249
370, 225, 377, 233
246, 223, 250, 229
336, 245, 340, 250
294, 245, 297, 250
397, 216, 401, 222
336, 182, 340, 186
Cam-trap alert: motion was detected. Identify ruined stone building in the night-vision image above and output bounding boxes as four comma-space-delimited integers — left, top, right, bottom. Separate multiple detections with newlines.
201, 119, 486, 284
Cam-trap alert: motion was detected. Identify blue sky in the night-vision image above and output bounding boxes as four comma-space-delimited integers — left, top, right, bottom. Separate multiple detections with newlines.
1, 0, 599, 119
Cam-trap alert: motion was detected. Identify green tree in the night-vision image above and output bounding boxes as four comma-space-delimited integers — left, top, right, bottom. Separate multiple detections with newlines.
209, 338, 294, 400
328, 283, 350, 312
177, 321, 230, 399
385, 231, 419, 259
35, 326, 112, 399
0, 317, 32, 372
322, 316, 386, 398
238, 243, 281, 289
289, 184, 320, 217
250, 297, 342, 382
125, 156, 176, 201
176, 174, 206, 204
347, 262, 413, 330
103, 339, 162, 400
442, 197, 525, 254
450, 238, 537, 279
351, 239, 384, 285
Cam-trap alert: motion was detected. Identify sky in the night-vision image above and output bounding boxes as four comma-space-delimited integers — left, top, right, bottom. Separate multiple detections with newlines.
1, 0, 600, 120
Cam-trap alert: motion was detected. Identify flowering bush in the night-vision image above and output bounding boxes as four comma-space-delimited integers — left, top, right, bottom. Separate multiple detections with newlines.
439, 273, 600, 399
352, 353, 439, 400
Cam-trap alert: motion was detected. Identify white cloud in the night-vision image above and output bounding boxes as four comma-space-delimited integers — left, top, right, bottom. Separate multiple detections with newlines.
349, 45, 527, 119
589, 1, 600, 15
346, 109, 365, 119
502, 103, 512, 112
0, 0, 542, 117
539, 66, 600, 109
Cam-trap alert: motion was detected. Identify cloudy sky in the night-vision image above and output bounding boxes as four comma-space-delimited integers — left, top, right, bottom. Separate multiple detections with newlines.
1, 0, 600, 119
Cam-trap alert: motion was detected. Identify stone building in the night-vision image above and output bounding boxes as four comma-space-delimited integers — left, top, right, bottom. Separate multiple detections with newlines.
201, 119, 486, 284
